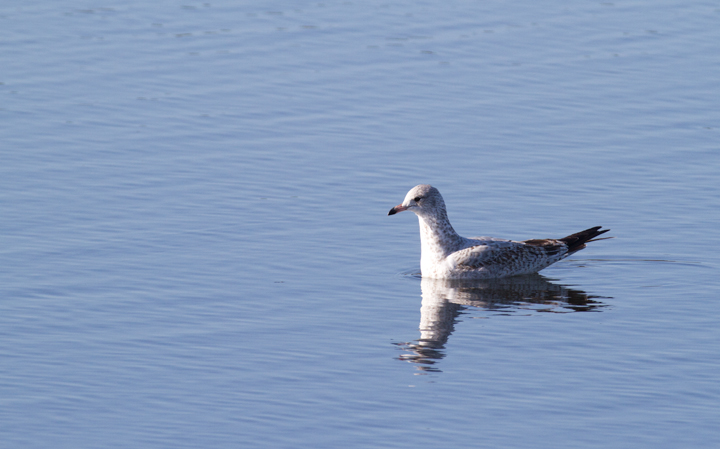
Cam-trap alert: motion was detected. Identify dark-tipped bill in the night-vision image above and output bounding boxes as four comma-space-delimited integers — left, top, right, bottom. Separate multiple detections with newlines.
388, 204, 407, 215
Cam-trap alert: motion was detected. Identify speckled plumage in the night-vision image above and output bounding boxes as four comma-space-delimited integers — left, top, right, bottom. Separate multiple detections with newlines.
388, 184, 610, 279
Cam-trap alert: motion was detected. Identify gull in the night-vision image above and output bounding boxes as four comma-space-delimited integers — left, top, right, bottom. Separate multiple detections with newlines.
388, 184, 610, 279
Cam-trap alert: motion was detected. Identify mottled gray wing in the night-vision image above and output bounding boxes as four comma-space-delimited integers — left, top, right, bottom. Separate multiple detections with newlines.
449, 239, 569, 274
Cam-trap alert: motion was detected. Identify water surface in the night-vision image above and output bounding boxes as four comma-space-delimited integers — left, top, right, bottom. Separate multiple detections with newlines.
1, 1, 719, 448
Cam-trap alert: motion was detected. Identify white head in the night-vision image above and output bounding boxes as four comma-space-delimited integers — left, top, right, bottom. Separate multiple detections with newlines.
388, 184, 447, 219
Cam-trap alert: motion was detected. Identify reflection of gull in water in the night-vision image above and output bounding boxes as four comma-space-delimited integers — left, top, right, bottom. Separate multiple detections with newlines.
396, 275, 608, 372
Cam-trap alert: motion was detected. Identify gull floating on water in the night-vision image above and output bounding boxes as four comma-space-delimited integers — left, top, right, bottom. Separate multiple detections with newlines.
388, 184, 610, 279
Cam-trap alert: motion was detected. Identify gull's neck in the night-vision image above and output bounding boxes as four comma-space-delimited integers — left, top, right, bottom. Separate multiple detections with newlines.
417, 208, 463, 263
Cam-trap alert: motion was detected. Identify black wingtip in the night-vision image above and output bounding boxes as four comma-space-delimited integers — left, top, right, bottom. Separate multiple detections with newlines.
560, 226, 611, 254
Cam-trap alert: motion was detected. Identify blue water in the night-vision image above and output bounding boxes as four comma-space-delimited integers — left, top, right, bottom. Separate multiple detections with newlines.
2, 1, 719, 448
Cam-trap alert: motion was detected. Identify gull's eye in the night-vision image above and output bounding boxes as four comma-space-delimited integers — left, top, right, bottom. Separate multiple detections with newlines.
413, 196, 422, 202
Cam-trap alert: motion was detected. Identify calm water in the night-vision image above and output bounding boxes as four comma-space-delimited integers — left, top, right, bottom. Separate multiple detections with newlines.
2, 1, 719, 448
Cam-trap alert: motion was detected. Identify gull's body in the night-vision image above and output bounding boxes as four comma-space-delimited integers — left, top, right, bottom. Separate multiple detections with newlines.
388, 184, 610, 279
